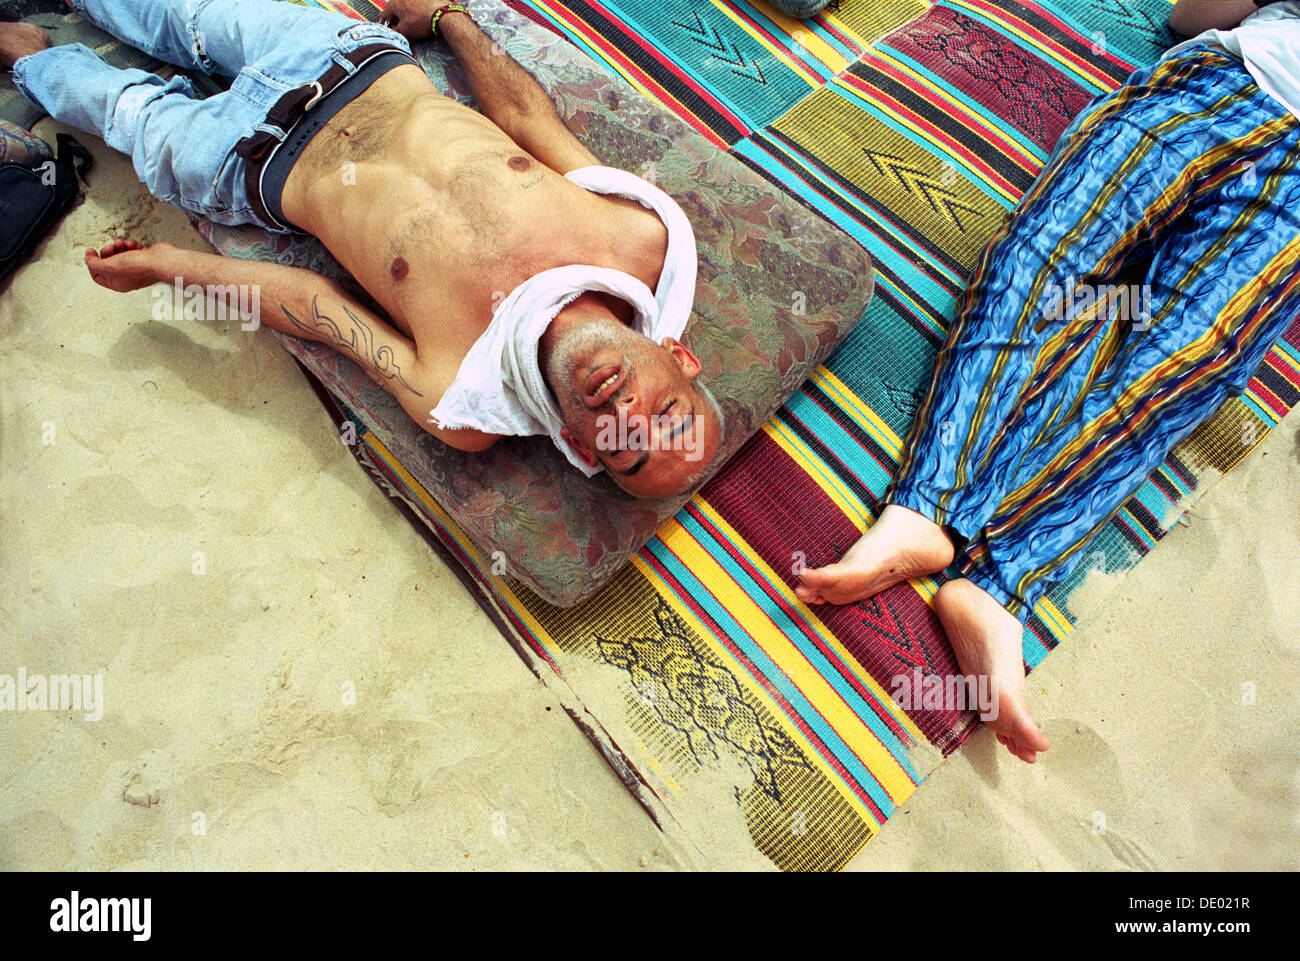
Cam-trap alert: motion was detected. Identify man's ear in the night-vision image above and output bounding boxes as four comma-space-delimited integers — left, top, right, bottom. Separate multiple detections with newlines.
559, 427, 600, 468
660, 337, 703, 379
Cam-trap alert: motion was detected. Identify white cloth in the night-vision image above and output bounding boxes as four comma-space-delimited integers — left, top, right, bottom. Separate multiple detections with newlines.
1165, 2, 1300, 123
426, 165, 697, 476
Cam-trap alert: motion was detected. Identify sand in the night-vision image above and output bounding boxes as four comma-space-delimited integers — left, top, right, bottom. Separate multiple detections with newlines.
2, 120, 1297, 871
853, 419, 1300, 871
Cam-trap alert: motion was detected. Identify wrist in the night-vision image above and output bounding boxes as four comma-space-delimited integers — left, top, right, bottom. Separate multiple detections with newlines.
432, 3, 472, 39
151, 244, 195, 284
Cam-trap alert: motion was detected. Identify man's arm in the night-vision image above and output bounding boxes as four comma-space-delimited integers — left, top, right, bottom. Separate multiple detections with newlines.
382, 0, 599, 174
84, 240, 499, 452
1169, 0, 1265, 35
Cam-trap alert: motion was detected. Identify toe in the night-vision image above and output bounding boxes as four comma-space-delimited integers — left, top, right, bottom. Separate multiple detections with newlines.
1012, 713, 1051, 753
1002, 737, 1031, 763
795, 566, 838, 601
793, 583, 823, 605
797, 565, 833, 587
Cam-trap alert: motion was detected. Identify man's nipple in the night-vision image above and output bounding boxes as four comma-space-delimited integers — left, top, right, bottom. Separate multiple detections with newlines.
390, 257, 409, 281
508, 155, 532, 172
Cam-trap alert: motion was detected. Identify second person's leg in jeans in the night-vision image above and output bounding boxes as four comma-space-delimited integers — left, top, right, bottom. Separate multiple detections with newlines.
67, 0, 366, 79
9, 0, 405, 224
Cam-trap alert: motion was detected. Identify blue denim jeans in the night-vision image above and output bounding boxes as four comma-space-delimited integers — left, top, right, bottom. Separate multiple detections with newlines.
12, 0, 410, 230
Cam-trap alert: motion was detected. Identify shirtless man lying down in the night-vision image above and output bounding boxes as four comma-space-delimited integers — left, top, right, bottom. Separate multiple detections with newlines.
0, 0, 721, 497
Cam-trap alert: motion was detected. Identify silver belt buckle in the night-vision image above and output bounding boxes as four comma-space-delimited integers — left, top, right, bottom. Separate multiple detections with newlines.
302, 80, 324, 112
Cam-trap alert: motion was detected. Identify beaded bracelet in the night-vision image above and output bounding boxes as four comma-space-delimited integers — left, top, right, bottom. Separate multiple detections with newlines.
431, 3, 471, 39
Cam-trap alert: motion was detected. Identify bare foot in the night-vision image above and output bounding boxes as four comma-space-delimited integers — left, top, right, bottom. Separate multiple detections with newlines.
0, 23, 51, 68
934, 577, 1050, 764
795, 504, 954, 605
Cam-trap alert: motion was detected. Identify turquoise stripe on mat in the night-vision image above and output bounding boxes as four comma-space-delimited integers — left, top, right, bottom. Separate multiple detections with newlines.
641, 532, 917, 810
673, 510, 922, 777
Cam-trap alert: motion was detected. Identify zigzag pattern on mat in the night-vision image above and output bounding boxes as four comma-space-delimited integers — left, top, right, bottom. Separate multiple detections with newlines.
505, 0, 931, 143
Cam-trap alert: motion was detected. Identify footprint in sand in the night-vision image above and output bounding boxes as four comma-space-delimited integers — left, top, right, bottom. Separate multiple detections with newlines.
1050, 722, 1160, 870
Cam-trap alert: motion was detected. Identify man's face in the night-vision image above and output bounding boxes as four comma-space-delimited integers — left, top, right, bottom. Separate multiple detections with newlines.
548, 316, 722, 498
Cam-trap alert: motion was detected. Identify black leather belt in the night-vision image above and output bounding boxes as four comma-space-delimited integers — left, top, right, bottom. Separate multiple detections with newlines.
234, 42, 416, 229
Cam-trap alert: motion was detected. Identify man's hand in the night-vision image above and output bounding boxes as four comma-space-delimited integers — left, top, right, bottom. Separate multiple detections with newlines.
379, 0, 466, 41
84, 238, 173, 293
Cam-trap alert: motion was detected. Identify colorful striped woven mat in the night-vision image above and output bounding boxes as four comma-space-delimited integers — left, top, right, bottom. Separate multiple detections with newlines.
302, 0, 1300, 870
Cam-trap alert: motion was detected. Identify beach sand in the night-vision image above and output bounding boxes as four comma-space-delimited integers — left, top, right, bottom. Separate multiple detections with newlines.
2, 122, 1296, 871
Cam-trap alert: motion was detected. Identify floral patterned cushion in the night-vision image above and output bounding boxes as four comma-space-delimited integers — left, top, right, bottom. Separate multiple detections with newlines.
200, 1, 874, 606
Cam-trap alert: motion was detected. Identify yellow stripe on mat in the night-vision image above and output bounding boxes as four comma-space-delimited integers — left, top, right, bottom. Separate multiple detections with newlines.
1033, 597, 1074, 641
763, 420, 874, 531
639, 512, 925, 818
693, 500, 933, 752
811, 367, 907, 463
731, 0, 851, 77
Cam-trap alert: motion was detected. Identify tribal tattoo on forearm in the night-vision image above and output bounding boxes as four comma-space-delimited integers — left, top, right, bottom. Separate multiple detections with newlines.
281, 295, 423, 397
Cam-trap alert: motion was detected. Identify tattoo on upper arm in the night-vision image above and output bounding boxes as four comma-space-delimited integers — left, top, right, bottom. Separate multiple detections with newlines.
281, 295, 424, 397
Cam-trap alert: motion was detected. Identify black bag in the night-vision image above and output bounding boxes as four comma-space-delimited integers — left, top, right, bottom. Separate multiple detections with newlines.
0, 132, 92, 284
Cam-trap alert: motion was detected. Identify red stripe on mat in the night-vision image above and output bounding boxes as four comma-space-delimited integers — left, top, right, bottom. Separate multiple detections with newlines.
701, 432, 980, 751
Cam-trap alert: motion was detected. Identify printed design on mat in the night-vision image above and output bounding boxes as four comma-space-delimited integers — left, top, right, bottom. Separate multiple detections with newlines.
849, 593, 951, 678
592, 598, 813, 805
1084, 0, 1167, 37
671, 11, 768, 86
526, 561, 881, 870
859, 146, 986, 234
882, 380, 929, 422
903, 8, 1090, 141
